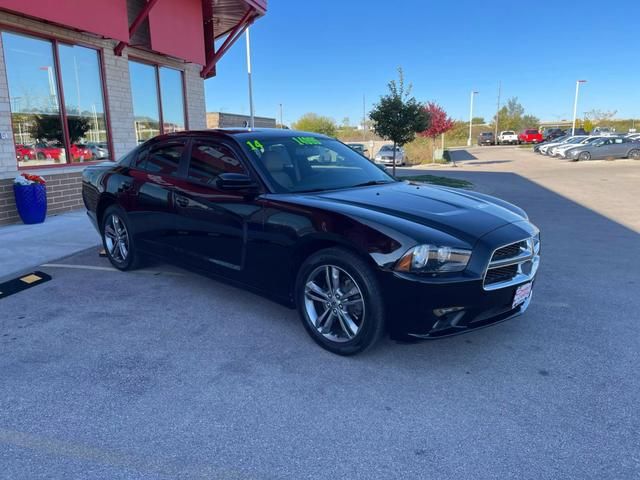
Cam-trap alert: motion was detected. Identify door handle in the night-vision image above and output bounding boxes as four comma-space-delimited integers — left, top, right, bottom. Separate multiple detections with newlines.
175, 195, 189, 207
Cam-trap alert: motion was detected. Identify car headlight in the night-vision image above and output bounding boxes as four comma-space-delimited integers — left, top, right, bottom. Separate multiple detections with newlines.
395, 245, 471, 273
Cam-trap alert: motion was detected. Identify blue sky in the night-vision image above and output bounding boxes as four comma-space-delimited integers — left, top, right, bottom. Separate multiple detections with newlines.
205, 0, 640, 126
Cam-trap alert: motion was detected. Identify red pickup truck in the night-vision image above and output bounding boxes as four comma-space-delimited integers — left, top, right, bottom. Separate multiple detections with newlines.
518, 129, 543, 144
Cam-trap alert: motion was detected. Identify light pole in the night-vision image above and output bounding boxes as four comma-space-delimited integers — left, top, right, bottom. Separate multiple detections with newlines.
572, 80, 587, 135
467, 90, 478, 146
245, 27, 255, 130
279, 103, 283, 128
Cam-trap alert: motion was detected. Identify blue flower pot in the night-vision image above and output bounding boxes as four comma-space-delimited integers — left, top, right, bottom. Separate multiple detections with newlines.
13, 183, 47, 224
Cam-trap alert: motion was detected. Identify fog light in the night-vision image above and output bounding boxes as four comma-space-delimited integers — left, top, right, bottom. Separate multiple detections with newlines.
433, 306, 464, 317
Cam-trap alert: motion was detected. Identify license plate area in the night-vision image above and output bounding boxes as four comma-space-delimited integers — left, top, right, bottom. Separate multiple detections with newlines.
512, 282, 532, 309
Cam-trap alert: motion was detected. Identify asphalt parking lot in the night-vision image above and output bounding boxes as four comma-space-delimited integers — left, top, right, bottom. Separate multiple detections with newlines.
1, 146, 639, 479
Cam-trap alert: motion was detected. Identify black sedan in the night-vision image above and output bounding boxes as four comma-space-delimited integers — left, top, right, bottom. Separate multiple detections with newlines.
82, 129, 540, 355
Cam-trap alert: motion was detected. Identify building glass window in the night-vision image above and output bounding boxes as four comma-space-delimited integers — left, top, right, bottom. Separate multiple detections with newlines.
159, 67, 185, 133
129, 61, 160, 144
2, 30, 112, 168
129, 61, 186, 144
3, 32, 64, 167
58, 44, 110, 162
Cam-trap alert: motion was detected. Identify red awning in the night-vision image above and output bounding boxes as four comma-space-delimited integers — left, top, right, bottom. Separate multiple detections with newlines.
206, 0, 267, 40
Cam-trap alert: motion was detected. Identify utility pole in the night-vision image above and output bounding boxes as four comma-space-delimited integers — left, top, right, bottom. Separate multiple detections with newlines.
572, 80, 587, 135
362, 94, 366, 142
279, 103, 283, 128
494, 81, 501, 140
467, 91, 478, 147
245, 28, 255, 130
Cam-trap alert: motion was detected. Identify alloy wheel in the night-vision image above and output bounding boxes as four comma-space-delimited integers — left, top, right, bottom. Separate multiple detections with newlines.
303, 265, 365, 343
579, 152, 591, 161
629, 149, 640, 160
103, 213, 130, 263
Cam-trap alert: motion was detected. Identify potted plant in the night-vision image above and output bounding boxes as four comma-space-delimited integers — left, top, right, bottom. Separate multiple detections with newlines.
13, 173, 47, 224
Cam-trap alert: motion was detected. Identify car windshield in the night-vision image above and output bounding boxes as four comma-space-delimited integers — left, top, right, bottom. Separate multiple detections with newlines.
503, 131, 515, 135
240, 134, 395, 193
380, 145, 398, 151
481, 133, 493, 137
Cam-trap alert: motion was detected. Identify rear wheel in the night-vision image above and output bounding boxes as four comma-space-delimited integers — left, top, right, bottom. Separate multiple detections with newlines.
101, 205, 140, 271
578, 151, 591, 161
296, 248, 384, 355
628, 149, 640, 160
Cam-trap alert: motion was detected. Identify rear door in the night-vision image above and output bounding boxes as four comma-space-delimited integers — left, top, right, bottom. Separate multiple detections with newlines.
127, 138, 189, 256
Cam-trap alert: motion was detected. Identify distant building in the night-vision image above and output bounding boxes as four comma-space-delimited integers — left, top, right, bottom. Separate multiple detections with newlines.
207, 112, 276, 129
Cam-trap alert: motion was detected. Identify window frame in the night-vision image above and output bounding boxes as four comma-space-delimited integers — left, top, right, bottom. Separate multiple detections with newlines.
128, 56, 189, 140
141, 138, 189, 178
185, 137, 257, 188
0, 24, 115, 171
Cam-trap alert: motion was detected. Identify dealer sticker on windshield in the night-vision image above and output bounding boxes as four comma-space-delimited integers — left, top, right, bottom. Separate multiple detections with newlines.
512, 282, 532, 309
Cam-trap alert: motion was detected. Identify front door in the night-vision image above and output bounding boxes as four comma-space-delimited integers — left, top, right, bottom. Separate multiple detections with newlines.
174, 138, 263, 278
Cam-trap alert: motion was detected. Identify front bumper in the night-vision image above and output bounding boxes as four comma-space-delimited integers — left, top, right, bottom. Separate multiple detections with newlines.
381, 272, 535, 339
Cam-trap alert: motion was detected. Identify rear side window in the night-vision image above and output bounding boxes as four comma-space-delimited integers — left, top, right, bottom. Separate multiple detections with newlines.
526, 129, 538, 134
145, 142, 185, 176
188, 140, 247, 185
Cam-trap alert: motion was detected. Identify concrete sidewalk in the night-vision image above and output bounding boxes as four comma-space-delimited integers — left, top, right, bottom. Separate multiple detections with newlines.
0, 209, 100, 282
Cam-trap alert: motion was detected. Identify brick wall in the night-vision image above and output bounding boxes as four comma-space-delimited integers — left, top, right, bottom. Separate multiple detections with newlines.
0, 172, 83, 225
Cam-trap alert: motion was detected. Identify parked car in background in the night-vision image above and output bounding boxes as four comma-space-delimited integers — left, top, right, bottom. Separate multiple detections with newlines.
592, 126, 615, 135
568, 128, 588, 136
556, 137, 604, 159
477, 132, 495, 146
537, 135, 571, 154
542, 128, 564, 140
70, 144, 93, 162
519, 129, 543, 144
82, 129, 540, 355
497, 131, 518, 145
87, 142, 109, 159
374, 144, 407, 166
567, 136, 640, 161
547, 136, 588, 156
15, 144, 35, 161
346, 142, 369, 158
34, 142, 64, 160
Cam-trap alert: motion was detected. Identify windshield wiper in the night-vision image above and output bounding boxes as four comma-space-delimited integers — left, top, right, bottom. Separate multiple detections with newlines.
348, 180, 396, 188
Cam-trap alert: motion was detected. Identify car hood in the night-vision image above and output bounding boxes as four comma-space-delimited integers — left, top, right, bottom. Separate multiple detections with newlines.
287, 182, 527, 245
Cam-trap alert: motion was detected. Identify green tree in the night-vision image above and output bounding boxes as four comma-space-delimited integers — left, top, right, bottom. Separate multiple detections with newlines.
369, 68, 430, 175
493, 97, 538, 132
292, 113, 337, 137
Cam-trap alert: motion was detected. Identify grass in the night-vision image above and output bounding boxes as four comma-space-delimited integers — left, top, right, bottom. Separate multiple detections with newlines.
399, 174, 473, 189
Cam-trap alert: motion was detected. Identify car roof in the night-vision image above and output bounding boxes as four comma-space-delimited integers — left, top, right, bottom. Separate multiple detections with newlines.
154, 128, 334, 143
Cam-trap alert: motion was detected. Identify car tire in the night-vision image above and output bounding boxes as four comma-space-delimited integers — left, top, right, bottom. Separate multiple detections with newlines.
101, 205, 141, 271
628, 149, 640, 160
296, 247, 385, 356
578, 152, 591, 161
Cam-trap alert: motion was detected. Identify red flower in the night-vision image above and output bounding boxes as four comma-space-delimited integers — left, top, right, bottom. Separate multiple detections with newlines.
21, 173, 46, 185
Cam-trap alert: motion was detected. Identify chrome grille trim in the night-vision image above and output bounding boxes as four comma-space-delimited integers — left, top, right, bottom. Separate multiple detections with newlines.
483, 236, 540, 291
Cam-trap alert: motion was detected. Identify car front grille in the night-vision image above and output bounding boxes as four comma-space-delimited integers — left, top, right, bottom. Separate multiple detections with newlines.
483, 236, 540, 290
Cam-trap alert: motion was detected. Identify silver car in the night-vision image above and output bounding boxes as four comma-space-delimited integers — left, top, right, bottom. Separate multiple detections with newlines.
374, 145, 407, 166
87, 142, 109, 159
568, 136, 640, 161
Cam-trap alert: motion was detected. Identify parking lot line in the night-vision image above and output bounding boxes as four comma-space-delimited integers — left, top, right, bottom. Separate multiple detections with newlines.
41, 263, 185, 276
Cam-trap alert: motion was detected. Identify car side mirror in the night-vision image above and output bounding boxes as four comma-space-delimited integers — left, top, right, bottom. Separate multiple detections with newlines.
216, 172, 258, 190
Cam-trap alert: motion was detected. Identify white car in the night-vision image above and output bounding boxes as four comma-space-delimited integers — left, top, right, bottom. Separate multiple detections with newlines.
374, 145, 407, 166
539, 135, 573, 155
556, 136, 605, 158
548, 136, 589, 156
497, 131, 518, 145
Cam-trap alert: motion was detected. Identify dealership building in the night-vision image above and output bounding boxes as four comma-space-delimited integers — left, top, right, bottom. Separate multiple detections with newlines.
0, 0, 266, 225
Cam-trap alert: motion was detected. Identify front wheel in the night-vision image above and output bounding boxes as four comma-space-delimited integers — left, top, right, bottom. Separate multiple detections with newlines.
578, 152, 591, 161
296, 248, 385, 355
628, 149, 640, 160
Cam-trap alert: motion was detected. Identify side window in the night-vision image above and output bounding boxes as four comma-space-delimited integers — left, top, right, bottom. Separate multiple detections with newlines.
188, 140, 247, 185
145, 142, 185, 176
